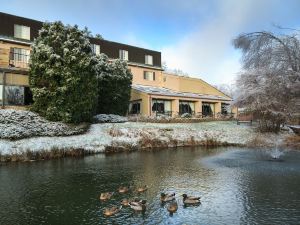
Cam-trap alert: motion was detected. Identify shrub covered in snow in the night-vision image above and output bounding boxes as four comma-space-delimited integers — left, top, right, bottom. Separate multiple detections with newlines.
180, 113, 192, 118
93, 114, 128, 123
96, 56, 132, 116
0, 110, 87, 140
29, 21, 98, 123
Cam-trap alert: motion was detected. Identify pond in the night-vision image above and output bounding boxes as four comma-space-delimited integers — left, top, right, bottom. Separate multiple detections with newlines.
0, 147, 300, 225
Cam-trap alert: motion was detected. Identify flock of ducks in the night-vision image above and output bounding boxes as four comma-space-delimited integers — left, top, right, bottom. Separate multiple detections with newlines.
100, 185, 201, 217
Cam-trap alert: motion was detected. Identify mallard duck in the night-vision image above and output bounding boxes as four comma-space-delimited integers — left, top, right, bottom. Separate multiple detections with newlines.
129, 200, 147, 211
121, 198, 130, 206
103, 206, 121, 217
160, 193, 175, 202
99, 192, 114, 201
167, 202, 178, 213
182, 194, 200, 204
118, 186, 130, 194
137, 185, 148, 193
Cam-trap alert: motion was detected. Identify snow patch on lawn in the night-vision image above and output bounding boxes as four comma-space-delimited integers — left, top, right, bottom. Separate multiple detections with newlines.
0, 109, 85, 139
93, 114, 128, 123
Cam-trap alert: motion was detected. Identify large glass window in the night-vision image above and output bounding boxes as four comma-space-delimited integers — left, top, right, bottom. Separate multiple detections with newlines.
14, 24, 30, 40
0, 85, 3, 105
179, 101, 195, 115
129, 101, 141, 114
6, 86, 24, 105
145, 55, 153, 65
152, 99, 172, 116
91, 44, 100, 55
202, 102, 215, 117
221, 103, 230, 115
144, 71, 155, 81
119, 50, 128, 60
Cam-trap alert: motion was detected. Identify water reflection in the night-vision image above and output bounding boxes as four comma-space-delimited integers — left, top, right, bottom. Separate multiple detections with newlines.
0, 147, 300, 225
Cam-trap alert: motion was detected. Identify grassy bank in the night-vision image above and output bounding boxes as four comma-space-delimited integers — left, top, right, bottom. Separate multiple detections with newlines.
0, 121, 296, 163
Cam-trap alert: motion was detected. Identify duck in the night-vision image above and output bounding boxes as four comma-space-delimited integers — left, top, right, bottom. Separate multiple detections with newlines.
160, 193, 176, 203
137, 185, 148, 193
118, 186, 130, 194
121, 198, 130, 206
129, 199, 147, 211
167, 202, 178, 213
182, 194, 201, 204
99, 192, 114, 201
103, 206, 121, 217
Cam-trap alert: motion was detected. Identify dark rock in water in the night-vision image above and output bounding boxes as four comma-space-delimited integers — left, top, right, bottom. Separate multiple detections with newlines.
268, 158, 284, 162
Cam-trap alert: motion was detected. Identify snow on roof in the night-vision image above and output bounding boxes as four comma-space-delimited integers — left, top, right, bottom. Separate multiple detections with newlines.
132, 84, 231, 101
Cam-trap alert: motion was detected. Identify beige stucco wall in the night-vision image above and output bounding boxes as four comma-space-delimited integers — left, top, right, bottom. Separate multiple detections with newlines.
130, 89, 150, 115
129, 65, 163, 87
6, 73, 29, 86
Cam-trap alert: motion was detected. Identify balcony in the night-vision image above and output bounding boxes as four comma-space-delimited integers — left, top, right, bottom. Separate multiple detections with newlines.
9, 51, 30, 69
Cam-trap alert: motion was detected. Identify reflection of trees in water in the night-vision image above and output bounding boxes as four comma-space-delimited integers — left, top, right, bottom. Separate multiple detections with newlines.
5, 86, 24, 105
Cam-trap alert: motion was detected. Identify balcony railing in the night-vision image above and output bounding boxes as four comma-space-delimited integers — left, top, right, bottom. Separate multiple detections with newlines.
9, 52, 30, 69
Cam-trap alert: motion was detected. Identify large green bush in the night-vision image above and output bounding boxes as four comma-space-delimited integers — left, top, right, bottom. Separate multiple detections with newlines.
29, 22, 98, 123
96, 55, 132, 115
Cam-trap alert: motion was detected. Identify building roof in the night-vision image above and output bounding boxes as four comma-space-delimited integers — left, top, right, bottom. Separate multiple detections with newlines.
132, 84, 232, 101
0, 12, 162, 68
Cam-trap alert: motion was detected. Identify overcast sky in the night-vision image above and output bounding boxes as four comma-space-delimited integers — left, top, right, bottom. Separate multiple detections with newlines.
1, 0, 300, 85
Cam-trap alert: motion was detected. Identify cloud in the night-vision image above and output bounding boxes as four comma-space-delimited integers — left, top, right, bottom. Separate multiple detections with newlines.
161, 0, 300, 85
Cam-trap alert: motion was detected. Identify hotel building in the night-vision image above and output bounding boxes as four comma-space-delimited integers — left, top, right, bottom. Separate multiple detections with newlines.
0, 12, 234, 117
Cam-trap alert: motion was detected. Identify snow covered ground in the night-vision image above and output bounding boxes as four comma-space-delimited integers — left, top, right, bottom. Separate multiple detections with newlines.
93, 114, 128, 123
0, 109, 86, 139
0, 121, 292, 159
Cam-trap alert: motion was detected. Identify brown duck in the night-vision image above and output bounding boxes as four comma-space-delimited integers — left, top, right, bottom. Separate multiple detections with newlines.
99, 192, 114, 201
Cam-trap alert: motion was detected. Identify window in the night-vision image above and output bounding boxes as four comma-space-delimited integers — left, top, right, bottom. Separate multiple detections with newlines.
221, 103, 230, 115
144, 71, 155, 81
152, 99, 172, 116
0, 85, 3, 105
14, 24, 30, 40
4, 85, 25, 105
119, 50, 128, 60
179, 101, 195, 115
145, 55, 153, 65
91, 44, 100, 55
10, 48, 30, 65
202, 102, 215, 117
129, 101, 141, 114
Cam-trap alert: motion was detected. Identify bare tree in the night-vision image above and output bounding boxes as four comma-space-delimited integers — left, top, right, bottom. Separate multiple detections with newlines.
214, 83, 236, 98
233, 31, 300, 132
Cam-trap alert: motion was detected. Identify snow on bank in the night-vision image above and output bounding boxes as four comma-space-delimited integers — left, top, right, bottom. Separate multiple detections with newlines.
0, 109, 85, 139
1, 121, 291, 158
93, 114, 128, 123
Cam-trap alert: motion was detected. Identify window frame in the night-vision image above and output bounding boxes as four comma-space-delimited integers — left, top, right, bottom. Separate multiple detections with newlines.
143, 71, 155, 81
119, 49, 129, 61
14, 24, 30, 40
91, 44, 101, 55
145, 55, 153, 65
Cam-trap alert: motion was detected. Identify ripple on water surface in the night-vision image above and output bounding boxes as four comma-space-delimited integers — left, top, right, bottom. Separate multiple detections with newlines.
0, 147, 300, 225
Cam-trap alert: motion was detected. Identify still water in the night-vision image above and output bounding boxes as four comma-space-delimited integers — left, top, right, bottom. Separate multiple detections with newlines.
0, 147, 300, 225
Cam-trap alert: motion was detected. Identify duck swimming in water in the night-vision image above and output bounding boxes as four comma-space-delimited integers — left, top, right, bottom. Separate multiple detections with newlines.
99, 192, 114, 201
103, 206, 121, 217
121, 198, 130, 206
137, 185, 148, 193
129, 200, 147, 211
167, 202, 178, 214
182, 194, 201, 205
160, 193, 176, 203
118, 186, 130, 194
